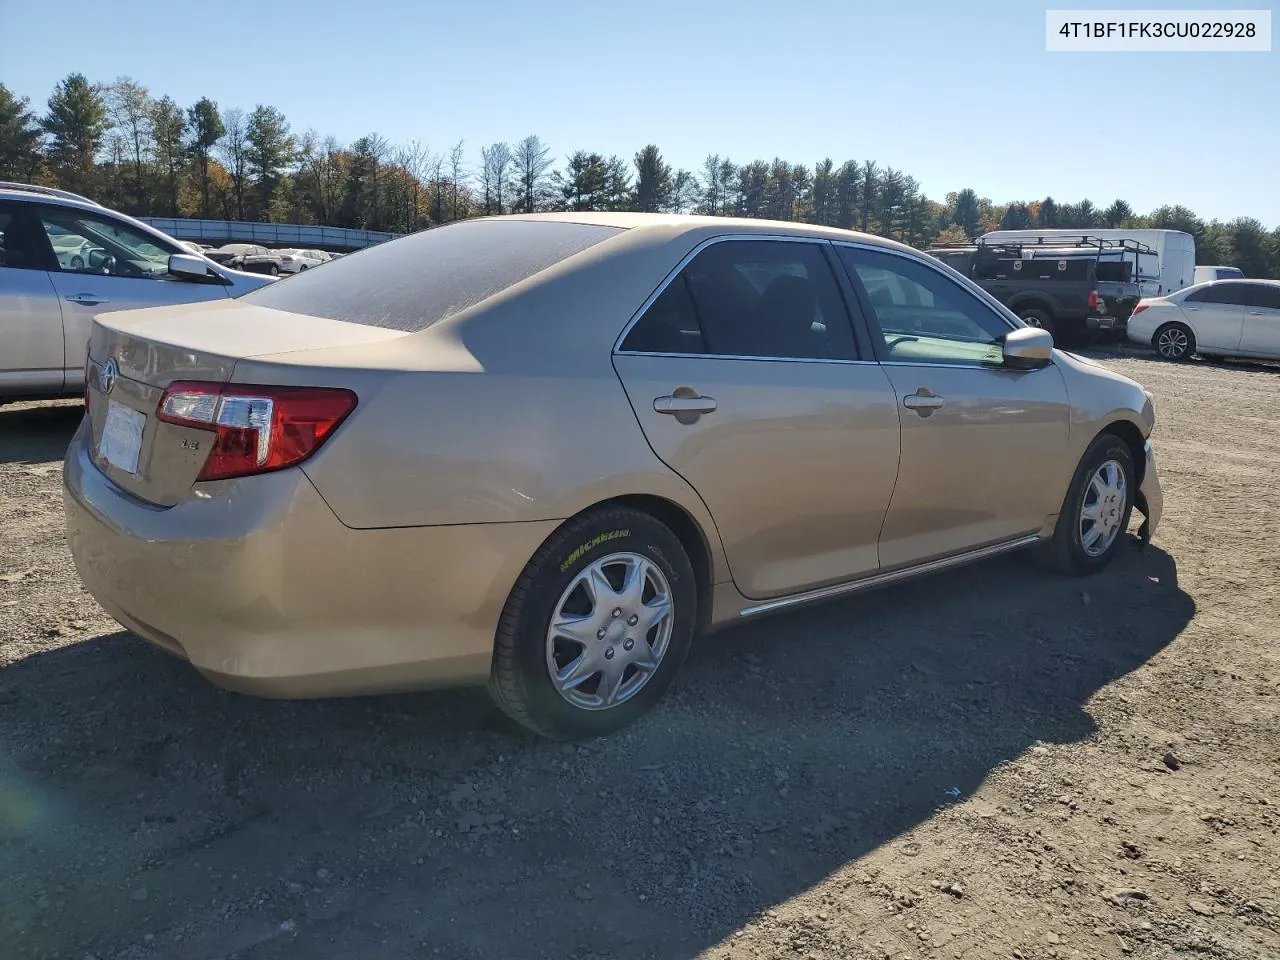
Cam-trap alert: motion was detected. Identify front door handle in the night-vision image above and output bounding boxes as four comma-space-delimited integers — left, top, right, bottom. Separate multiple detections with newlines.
903, 391, 945, 416
654, 394, 717, 415
65, 293, 109, 306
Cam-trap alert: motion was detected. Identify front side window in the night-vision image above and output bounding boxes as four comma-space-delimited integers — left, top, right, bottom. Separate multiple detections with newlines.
837, 245, 1012, 365
621, 239, 858, 361
38, 206, 175, 279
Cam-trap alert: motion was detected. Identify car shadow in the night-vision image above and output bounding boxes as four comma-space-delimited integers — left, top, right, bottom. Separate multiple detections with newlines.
0, 543, 1192, 960
0, 401, 83, 466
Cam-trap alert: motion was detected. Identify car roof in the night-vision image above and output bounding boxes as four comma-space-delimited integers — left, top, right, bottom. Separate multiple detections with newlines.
486, 211, 917, 252
0, 184, 104, 209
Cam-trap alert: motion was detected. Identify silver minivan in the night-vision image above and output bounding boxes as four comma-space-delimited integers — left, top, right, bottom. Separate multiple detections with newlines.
0, 183, 275, 402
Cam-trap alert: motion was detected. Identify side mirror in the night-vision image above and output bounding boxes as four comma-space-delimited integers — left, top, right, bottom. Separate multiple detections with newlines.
1002, 325, 1054, 370
168, 253, 225, 284
88, 249, 114, 272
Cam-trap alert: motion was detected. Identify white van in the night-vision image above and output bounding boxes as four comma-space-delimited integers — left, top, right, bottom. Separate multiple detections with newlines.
979, 228, 1196, 296
1193, 264, 1244, 285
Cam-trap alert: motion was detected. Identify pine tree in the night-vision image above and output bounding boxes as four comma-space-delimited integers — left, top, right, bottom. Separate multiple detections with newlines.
186, 98, 225, 217
246, 105, 294, 220
632, 145, 672, 212
42, 73, 108, 195
0, 83, 44, 180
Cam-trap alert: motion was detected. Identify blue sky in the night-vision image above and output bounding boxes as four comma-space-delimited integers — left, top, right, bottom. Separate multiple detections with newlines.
2, 0, 1276, 224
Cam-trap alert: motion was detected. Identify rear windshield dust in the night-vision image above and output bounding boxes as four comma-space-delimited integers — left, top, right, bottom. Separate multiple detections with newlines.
240, 220, 624, 332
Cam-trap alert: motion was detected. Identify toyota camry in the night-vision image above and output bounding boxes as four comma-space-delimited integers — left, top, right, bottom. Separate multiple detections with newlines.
64, 213, 1162, 740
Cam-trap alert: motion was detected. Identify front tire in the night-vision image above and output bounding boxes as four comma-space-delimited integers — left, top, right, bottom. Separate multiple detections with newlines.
489, 505, 697, 740
1036, 433, 1136, 575
1153, 322, 1194, 361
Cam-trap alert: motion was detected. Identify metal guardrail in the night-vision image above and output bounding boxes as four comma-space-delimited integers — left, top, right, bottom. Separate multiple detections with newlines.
136, 218, 402, 250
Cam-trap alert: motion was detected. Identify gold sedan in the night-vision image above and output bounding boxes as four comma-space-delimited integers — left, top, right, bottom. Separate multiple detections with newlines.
63, 213, 1162, 740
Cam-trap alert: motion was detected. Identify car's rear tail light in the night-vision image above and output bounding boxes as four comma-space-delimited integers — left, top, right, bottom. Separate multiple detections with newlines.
156, 381, 357, 481
1132, 303, 1149, 316
1087, 289, 1100, 312
84, 347, 92, 412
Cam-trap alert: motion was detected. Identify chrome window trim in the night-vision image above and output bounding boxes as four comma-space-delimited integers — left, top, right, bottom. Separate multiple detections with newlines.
611, 233, 858, 360
614, 350, 879, 365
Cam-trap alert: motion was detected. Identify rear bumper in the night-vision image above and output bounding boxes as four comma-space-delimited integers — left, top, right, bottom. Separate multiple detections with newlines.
1137, 439, 1163, 541
1086, 314, 1126, 331
63, 420, 557, 697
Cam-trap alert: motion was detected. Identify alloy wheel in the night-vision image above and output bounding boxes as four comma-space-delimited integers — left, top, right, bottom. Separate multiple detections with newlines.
1156, 327, 1190, 359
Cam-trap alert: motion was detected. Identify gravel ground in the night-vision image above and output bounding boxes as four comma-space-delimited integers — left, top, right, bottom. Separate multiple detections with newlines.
1, 350, 1277, 960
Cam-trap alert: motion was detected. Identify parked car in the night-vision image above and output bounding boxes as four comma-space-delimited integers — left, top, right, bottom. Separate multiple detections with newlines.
47, 226, 102, 270
926, 238, 1139, 342
0, 183, 276, 401
239, 247, 290, 276
273, 248, 330, 273
64, 213, 1162, 740
1192, 264, 1244, 285
1127, 278, 1280, 361
204, 243, 273, 271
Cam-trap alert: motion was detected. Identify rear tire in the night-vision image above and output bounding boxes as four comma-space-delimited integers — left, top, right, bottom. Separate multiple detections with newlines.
268, 264, 279, 276
1153, 322, 1194, 361
1018, 308, 1056, 339
488, 505, 697, 740
1035, 433, 1136, 576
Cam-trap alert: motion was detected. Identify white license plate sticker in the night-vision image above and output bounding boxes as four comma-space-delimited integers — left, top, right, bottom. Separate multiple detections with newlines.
100, 399, 145, 475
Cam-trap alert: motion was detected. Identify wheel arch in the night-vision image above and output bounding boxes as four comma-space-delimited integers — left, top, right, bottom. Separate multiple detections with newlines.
1008, 296, 1054, 318
1096, 418, 1147, 488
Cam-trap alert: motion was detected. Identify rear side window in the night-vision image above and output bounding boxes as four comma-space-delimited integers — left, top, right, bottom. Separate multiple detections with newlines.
241, 219, 624, 331
1186, 282, 1252, 305
1247, 284, 1280, 310
621, 239, 858, 360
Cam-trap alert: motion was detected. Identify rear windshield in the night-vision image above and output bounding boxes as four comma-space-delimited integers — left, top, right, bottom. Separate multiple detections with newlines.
239, 219, 623, 331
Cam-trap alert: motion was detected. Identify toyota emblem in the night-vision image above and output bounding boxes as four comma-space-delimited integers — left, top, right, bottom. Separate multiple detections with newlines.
100, 358, 118, 395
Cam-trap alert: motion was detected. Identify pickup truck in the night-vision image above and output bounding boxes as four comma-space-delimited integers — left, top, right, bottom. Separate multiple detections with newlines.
925, 243, 1140, 343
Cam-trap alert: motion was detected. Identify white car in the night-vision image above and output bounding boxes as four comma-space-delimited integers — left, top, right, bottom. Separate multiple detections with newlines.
0, 183, 277, 401
273, 248, 330, 273
1127, 279, 1280, 361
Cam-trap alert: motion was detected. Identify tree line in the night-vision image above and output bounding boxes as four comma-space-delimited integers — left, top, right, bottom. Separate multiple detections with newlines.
1, 74, 1277, 277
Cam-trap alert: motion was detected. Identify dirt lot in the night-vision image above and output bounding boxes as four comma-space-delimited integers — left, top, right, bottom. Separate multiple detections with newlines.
1, 350, 1277, 960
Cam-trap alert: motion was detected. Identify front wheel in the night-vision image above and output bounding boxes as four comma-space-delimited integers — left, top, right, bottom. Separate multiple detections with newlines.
1153, 322, 1194, 361
489, 505, 697, 740
1036, 433, 1136, 575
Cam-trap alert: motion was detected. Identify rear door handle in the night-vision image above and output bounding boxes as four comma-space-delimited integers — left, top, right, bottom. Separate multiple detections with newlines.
65, 294, 109, 306
903, 392, 945, 414
654, 395, 717, 415
1248, 311, 1266, 315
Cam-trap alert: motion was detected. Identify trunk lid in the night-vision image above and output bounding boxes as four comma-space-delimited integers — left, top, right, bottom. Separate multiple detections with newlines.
85, 299, 408, 506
